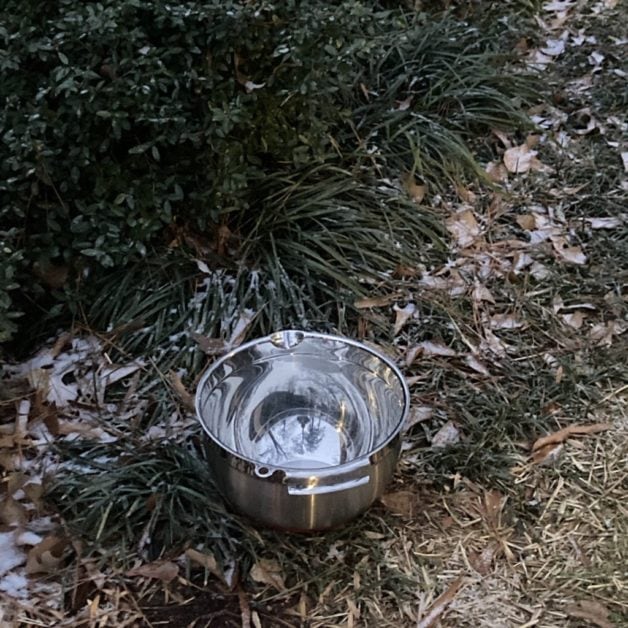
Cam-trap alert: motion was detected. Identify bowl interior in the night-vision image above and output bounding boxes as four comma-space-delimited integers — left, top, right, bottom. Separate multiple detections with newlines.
196, 332, 407, 470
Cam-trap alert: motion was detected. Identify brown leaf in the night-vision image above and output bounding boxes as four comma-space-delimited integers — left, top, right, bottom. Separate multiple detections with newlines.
465, 355, 490, 377
472, 283, 495, 305
516, 214, 536, 230
417, 577, 465, 628
393, 303, 415, 335
490, 313, 525, 330
483, 490, 506, 528
532, 423, 611, 453
481, 329, 508, 357
402, 173, 427, 203
562, 311, 585, 329
0, 495, 27, 527
393, 264, 421, 279
127, 560, 179, 583
590, 320, 627, 346
167, 372, 195, 411
551, 236, 587, 265
23, 482, 44, 511
249, 559, 285, 592
446, 210, 481, 248
190, 332, 227, 356
404, 405, 433, 430
380, 491, 421, 518
354, 293, 400, 309
532, 442, 564, 465
33, 261, 70, 290
485, 161, 509, 183
503, 144, 540, 173
26, 535, 69, 574
469, 542, 499, 575
185, 548, 225, 585
565, 600, 614, 628
239, 588, 252, 628
432, 421, 461, 448
406, 341, 457, 366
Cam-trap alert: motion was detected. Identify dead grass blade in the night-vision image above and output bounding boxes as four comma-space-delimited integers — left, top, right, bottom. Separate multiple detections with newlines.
417, 576, 466, 628
531, 423, 612, 451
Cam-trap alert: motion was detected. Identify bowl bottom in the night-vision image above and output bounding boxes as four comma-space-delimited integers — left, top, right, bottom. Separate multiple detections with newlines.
236, 407, 357, 469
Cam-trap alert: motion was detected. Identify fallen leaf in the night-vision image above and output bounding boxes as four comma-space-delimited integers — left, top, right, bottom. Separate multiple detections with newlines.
33, 261, 69, 290
417, 577, 465, 628
186, 548, 225, 585
406, 342, 457, 366
167, 372, 195, 411
490, 313, 525, 330
404, 405, 433, 430
481, 329, 508, 357
229, 309, 256, 348
485, 161, 509, 182
516, 214, 536, 230
532, 423, 611, 454
513, 252, 534, 273
456, 185, 477, 204
354, 294, 399, 309
530, 261, 551, 280
590, 320, 627, 346
364, 531, 385, 540
446, 210, 481, 248
402, 173, 427, 203
127, 560, 179, 583
239, 588, 252, 628
588, 50, 605, 67
586, 216, 623, 229
503, 144, 538, 173
562, 311, 585, 329
532, 442, 564, 465
190, 332, 227, 356
565, 600, 613, 628
432, 421, 461, 448
483, 490, 506, 529
541, 38, 565, 56
0, 496, 27, 527
393, 303, 416, 335
465, 355, 491, 376
472, 283, 495, 305
26, 536, 69, 575
393, 264, 421, 278
492, 128, 512, 148
469, 543, 499, 575
249, 559, 285, 592
543, 0, 574, 10
572, 108, 599, 135
380, 491, 420, 518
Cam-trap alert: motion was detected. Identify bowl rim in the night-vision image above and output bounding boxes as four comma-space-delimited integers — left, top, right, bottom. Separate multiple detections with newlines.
194, 329, 410, 474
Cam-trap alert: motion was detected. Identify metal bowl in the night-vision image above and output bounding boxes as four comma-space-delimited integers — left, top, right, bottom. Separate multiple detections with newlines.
195, 330, 409, 531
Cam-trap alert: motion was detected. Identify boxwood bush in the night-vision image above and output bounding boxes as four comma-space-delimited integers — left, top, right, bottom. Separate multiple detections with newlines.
0, 0, 532, 344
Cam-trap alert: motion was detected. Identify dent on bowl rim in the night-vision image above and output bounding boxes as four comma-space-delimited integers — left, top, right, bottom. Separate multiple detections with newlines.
194, 330, 411, 472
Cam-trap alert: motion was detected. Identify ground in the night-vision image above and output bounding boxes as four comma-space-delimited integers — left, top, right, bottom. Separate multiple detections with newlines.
1, 1, 626, 626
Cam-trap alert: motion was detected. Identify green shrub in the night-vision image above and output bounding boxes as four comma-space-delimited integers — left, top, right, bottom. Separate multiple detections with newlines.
0, 0, 533, 343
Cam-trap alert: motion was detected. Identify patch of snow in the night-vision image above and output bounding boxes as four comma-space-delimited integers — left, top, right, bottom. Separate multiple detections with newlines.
0, 532, 26, 576
0, 570, 29, 599
16, 531, 43, 546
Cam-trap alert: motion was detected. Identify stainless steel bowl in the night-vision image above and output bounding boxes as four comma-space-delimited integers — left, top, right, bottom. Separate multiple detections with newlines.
195, 330, 409, 531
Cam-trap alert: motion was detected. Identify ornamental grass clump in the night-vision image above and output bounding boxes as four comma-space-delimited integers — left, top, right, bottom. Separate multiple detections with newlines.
0, 0, 533, 344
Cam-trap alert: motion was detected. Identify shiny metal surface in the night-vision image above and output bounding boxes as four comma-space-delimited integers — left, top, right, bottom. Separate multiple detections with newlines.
195, 330, 409, 530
